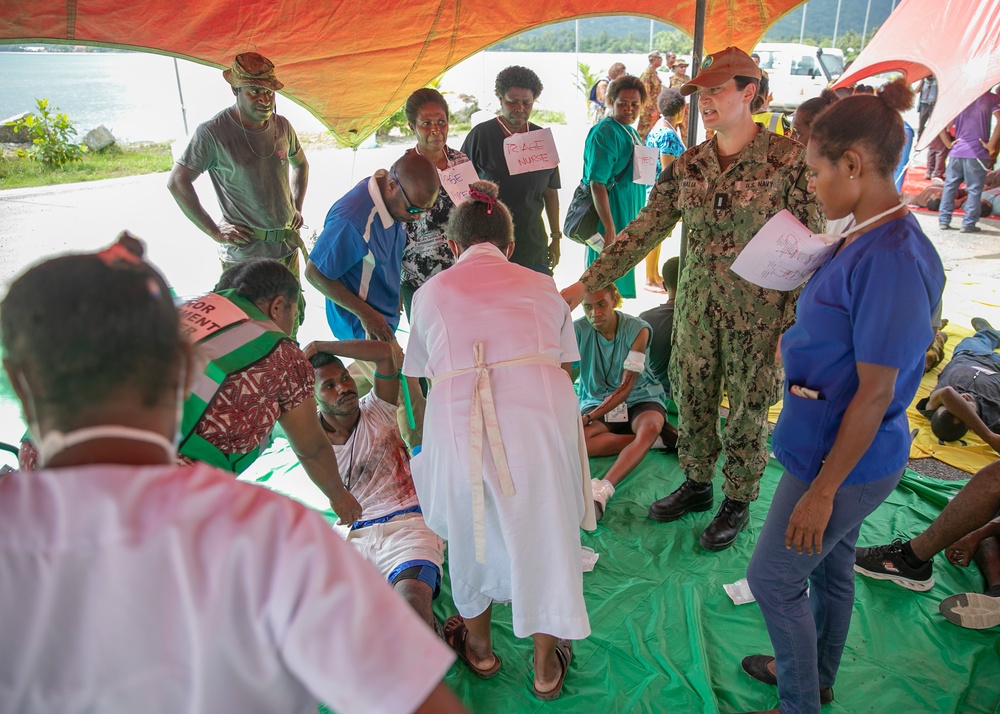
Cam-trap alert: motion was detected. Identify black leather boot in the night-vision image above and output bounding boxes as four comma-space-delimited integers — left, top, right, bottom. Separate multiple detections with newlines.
700, 497, 749, 550
648, 479, 713, 522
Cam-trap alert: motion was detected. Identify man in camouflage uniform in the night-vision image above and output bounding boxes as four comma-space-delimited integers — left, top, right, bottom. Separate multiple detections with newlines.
566, 47, 822, 551
637, 51, 664, 142
668, 59, 691, 141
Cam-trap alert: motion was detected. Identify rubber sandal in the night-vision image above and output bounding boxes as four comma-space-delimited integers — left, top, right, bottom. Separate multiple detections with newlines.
442, 615, 501, 679
533, 638, 572, 701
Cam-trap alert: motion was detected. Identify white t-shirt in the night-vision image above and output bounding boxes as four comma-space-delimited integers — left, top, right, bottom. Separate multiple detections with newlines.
332, 392, 420, 520
0, 463, 453, 714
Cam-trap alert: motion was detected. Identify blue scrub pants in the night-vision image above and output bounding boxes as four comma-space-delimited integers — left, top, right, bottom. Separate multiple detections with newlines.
746, 468, 902, 714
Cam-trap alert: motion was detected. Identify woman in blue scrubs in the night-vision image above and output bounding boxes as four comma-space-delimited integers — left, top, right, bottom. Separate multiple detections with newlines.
738, 79, 946, 714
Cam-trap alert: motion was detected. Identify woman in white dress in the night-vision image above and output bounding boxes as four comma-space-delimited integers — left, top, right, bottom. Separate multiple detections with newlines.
404, 181, 594, 701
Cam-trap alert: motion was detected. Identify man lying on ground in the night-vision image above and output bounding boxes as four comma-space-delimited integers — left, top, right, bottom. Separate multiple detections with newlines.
576, 284, 677, 521
308, 341, 445, 633
917, 317, 1000, 454
855, 459, 1000, 630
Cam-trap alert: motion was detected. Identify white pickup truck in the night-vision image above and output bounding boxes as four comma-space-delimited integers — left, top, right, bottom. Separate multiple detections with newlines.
752, 43, 845, 113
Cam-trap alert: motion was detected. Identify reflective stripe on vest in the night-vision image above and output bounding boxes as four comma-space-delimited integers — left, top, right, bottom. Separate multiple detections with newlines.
178, 290, 288, 473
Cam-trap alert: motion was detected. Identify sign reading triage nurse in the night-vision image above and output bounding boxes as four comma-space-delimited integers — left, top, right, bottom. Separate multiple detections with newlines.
503, 128, 560, 176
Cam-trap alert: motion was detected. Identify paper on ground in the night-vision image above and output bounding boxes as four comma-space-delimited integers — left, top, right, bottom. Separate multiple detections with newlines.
730, 209, 838, 291
724, 577, 755, 605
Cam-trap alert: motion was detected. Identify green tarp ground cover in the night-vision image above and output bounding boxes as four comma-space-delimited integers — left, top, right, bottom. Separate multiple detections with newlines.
246, 443, 1000, 714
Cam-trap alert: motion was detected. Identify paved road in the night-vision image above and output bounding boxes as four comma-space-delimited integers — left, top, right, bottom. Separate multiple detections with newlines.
2, 137, 998, 479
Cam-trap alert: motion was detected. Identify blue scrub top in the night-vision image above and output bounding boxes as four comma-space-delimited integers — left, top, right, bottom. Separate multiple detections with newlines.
773, 214, 944, 484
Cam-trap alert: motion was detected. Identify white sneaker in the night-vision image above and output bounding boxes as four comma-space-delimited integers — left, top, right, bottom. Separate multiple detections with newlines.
939, 592, 1000, 630
591, 478, 615, 521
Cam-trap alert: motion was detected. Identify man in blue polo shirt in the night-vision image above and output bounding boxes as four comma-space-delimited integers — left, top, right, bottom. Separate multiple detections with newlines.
306, 152, 439, 341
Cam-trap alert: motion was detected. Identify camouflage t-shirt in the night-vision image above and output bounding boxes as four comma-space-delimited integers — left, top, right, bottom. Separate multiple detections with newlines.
582, 126, 822, 331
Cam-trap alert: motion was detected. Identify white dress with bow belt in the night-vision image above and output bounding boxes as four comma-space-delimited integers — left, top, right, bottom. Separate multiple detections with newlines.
403, 242, 593, 640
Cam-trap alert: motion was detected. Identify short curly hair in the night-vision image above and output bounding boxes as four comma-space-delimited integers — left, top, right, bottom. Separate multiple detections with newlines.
606, 75, 647, 107
657, 88, 685, 120
495, 66, 543, 100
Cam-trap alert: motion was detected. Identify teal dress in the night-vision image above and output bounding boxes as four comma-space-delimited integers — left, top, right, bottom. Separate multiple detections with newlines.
582, 117, 646, 299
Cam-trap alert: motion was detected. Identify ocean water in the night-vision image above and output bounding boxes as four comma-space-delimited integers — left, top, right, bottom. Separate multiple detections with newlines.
1, 50, 656, 143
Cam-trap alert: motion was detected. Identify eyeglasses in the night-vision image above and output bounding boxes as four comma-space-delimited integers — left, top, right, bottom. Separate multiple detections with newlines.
391, 169, 427, 214
502, 96, 534, 108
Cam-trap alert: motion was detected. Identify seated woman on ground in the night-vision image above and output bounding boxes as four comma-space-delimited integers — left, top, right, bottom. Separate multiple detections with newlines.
575, 284, 678, 521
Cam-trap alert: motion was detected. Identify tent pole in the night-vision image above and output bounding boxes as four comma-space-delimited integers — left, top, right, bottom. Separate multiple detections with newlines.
799, 2, 808, 44
575, 20, 580, 93
861, 0, 873, 47
173, 57, 189, 137
680, 0, 706, 278
833, 0, 843, 47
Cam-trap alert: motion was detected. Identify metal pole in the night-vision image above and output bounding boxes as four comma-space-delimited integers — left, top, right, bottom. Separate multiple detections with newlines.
575, 19, 580, 94
173, 57, 189, 136
861, 0, 873, 47
832, 0, 843, 47
799, 2, 808, 44
681, 0, 706, 277
649, 19, 654, 52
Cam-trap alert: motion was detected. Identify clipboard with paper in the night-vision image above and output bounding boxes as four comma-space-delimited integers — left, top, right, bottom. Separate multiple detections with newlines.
730, 210, 839, 291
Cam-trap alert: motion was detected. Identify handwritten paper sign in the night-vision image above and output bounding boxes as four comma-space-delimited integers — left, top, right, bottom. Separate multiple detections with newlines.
504, 127, 560, 176
177, 293, 248, 343
632, 144, 659, 185
437, 161, 480, 206
730, 210, 839, 291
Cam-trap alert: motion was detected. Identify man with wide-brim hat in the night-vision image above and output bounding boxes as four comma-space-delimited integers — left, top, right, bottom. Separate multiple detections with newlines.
562, 44, 821, 552
668, 57, 691, 89
168, 52, 309, 336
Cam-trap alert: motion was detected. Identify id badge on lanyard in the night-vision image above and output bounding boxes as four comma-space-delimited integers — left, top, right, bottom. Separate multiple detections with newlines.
606, 402, 629, 422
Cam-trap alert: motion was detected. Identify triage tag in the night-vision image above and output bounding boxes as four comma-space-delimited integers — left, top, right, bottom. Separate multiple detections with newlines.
178, 293, 248, 343
437, 161, 480, 206
504, 127, 560, 175
632, 144, 659, 185
606, 402, 629, 423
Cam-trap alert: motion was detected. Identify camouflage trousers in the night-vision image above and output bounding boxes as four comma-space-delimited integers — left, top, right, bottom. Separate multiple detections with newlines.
221, 249, 305, 340
668, 311, 783, 502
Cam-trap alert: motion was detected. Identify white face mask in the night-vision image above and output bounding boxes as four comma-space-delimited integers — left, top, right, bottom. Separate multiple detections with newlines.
37, 426, 177, 467
812, 202, 906, 245
17, 366, 184, 468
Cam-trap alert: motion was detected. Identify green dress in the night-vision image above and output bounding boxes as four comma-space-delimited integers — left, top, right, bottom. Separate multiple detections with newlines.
582, 117, 646, 299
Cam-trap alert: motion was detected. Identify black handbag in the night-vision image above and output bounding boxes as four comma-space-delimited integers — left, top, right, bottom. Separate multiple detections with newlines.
562, 154, 634, 246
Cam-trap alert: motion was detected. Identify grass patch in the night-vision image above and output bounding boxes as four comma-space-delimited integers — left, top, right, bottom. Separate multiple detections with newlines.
0, 142, 173, 190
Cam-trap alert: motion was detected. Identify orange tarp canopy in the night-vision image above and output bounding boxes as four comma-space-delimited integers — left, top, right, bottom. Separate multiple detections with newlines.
834, 0, 1000, 149
0, 0, 807, 146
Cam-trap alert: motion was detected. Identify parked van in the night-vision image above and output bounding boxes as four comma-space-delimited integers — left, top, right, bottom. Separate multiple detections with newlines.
752, 43, 845, 112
